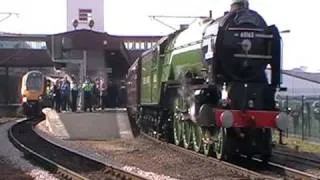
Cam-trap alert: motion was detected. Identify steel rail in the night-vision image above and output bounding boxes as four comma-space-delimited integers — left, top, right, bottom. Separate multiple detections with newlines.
140, 132, 279, 180
273, 149, 320, 167
32, 120, 147, 180
8, 118, 89, 180
9, 118, 147, 180
251, 156, 320, 180
141, 132, 320, 180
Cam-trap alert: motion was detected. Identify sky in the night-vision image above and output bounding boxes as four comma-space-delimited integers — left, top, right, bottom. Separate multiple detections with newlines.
0, 0, 318, 71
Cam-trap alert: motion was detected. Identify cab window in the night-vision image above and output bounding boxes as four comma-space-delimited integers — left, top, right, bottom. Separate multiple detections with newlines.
26, 73, 43, 90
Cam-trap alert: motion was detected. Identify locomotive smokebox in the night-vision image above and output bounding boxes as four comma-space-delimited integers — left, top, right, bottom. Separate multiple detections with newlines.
180, 24, 189, 30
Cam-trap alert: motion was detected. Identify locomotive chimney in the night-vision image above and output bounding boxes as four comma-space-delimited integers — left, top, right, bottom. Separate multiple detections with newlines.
180, 24, 189, 30
209, 10, 212, 18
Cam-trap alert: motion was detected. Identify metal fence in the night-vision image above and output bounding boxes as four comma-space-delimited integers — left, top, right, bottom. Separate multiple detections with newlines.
277, 95, 320, 142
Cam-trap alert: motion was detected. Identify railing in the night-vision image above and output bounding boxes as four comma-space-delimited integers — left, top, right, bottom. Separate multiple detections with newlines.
277, 95, 320, 142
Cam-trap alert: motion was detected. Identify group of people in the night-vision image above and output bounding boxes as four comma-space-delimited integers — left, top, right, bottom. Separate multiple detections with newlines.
46, 75, 113, 113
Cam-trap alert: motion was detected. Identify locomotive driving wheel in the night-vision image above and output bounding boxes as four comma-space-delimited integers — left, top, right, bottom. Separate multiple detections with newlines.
215, 127, 227, 160
173, 89, 191, 147
215, 127, 234, 160
173, 113, 182, 146
192, 124, 203, 153
182, 121, 192, 149
202, 128, 213, 156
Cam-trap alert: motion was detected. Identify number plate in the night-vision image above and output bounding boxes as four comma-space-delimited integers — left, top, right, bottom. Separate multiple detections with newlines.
240, 32, 255, 38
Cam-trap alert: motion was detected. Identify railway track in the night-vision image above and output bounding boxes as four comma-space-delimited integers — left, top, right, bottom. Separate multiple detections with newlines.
140, 132, 278, 180
272, 149, 320, 168
141, 132, 320, 180
8, 117, 147, 180
270, 149, 320, 177
241, 155, 320, 180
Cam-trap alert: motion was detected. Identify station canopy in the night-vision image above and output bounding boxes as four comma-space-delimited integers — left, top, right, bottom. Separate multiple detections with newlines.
0, 34, 53, 67
46, 29, 131, 67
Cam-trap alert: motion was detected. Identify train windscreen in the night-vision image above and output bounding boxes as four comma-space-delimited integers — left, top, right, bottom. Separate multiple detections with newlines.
26, 72, 43, 91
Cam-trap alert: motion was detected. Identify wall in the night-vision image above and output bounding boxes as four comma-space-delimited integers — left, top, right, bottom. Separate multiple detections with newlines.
266, 70, 320, 96
67, 0, 104, 32
65, 50, 106, 80
281, 74, 320, 95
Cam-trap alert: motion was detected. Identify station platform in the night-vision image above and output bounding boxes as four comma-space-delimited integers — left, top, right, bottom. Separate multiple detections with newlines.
40, 108, 133, 140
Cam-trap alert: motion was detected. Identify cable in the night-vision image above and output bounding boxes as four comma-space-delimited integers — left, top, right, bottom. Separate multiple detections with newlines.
0, 12, 19, 24
151, 17, 177, 31
148, 15, 208, 19
148, 13, 212, 32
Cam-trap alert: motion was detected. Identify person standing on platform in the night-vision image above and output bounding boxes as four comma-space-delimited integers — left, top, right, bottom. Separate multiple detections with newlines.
95, 77, 105, 110
118, 81, 127, 108
99, 78, 106, 110
53, 79, 61, 112
60, 76, 70, 112
92, 78, 100, 111
45, 81, 53, 107
70, 75, 79, 112
82, 77, 93, 112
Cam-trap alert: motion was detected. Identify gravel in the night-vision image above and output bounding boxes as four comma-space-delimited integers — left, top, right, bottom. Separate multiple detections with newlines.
35, 121, 248, 180
35, 122, 179, 180
0, 120, 59, 180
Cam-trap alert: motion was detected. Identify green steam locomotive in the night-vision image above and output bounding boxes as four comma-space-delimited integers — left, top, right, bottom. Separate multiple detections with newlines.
126, 7, 288, 162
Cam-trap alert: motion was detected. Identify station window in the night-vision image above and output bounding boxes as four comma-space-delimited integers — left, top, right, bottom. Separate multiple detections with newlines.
152, 42, 156, 47
128, 42, 133, 49
135, 42, 140, 50
124, 42, 128, 49
140, 42, 145, 49
0, 40, 46, 49
147, 42, 152, 49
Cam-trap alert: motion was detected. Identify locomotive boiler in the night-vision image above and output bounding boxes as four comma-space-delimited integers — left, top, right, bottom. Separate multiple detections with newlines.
127, 7, 288, 162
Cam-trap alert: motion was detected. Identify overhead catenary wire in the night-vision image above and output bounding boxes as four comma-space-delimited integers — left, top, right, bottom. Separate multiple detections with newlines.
148, 12, 213, 31
0, 12, 19, 24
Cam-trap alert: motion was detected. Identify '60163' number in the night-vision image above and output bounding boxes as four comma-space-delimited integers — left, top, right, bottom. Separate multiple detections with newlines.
240, 32, 254, 38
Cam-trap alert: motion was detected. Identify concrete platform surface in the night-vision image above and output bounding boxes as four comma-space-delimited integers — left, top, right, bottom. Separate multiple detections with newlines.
42, 108, 133, 140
